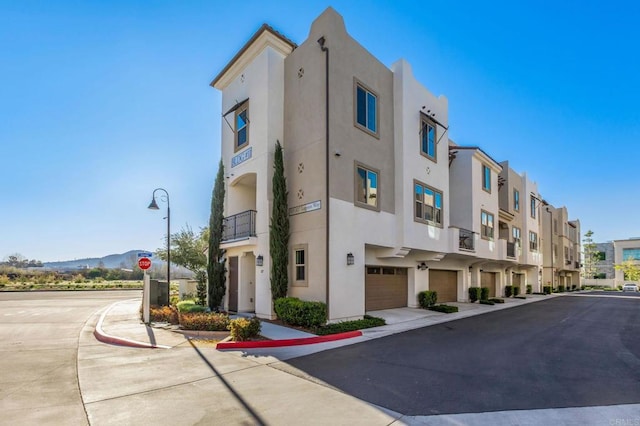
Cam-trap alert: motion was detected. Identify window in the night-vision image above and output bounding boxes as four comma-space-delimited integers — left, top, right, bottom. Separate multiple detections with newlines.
355, 163, 379, 210
622, 248, 640, 261
513, 189, 520, 212
553, 244, 558, 262
482, 165, 491, 192
292, 245, 307, 285
529, 231, 538, 251
553, 219, 558, 234
564, 246, 569, 263
530, 196, 536, 219
235, 101, 249, 152
420, 116, 436, 161
414, 180, 443, 227
355, 80, 378, 135
481, 210, 494, 240
596, 251, 606, 261
512, 226, 521, 245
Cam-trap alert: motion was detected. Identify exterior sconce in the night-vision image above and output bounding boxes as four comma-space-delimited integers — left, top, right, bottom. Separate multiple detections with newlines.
468, 266, 473, 272
417, 262, 428, 271
346, 253, 354, 266
256, 255, 264, 267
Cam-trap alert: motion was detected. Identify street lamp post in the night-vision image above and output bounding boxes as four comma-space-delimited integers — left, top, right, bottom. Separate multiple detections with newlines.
546, 207, 553, 291
148, 188, 170, 305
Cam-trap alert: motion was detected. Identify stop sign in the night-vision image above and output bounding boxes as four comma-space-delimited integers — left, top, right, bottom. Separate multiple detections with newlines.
138, 257, 151, 270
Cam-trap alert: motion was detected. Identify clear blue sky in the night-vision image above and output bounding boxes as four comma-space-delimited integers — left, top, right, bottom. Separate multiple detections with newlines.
1, 1, 638, 262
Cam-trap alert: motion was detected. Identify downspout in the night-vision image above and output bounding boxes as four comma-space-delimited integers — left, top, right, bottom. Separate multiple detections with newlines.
318, 36, 330, 320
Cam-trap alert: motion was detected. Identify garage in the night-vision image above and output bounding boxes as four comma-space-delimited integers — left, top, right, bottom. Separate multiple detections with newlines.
429, 269, 458, 303
365, 267, 408, 311
481, 272, 497, 298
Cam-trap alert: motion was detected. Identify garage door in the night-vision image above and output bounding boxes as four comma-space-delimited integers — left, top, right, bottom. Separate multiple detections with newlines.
429, 269, 458, 303
481, 272, 497, 298
513, 273, 523, 294
365, 267, 408, 311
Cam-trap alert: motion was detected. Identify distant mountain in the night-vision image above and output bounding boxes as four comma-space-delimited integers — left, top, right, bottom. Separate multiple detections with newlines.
44, 250, 161, 270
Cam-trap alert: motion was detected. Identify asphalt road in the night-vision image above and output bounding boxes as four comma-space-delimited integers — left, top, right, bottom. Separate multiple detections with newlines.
0, 290, 140, 425
289, 294, 640, 416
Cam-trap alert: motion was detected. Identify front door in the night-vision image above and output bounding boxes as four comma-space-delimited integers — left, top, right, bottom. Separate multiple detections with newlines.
229, 256, 238, 312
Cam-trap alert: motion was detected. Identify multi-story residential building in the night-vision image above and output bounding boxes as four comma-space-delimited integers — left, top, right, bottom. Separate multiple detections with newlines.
541, 203, 581, 290
209, 7, 578, 321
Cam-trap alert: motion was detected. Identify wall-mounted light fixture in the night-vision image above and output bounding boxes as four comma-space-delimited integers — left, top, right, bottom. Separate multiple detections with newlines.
469, 266, 473, 272
256, 255, 264, 267
346, 253, 354, 266
417, 262, 428, 271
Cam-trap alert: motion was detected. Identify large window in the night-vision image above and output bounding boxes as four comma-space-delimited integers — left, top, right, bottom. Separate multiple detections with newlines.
529, 231, 538, 251
420, 116, 436, 161
355, 80, 378, 136
512, 226, 521, 245
235, 101, 249, 152
530, 196, 536, 219
355, 163, 379, 210
292, 245, 307, 285
481, 210, 494, 240
414, 181, 443, 227
482, 165, 491, 192
622, 248, 640, 261
513, 189, 520, 212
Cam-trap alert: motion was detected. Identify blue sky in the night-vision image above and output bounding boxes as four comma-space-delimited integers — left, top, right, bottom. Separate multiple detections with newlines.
1, 1, 638, 262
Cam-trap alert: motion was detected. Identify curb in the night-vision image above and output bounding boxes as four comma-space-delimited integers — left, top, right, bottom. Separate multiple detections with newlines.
216, 330, 363, 350
94, 300, 170, 349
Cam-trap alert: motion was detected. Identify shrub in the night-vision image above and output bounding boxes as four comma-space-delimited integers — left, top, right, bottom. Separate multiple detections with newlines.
489, 298, 505, 303
316, 315, 386, 335
228, 317, 261, 341
418, 291, 438, 309
505, 285, 513, 297
480, 287, 489, 301
572, 285, 577, 291
428, 304, 459, 314
149, 305, 179, 324
170, 295, 180, 306
480, 300, 495, 305
526, 284, 532, 294
468, 287, 480, 303
274, 297, 327, 328
515, 296, 527, 300
513, 286, 520, 297
179, 312, 230, 331
558, 285, 565, 293
176, 300, 206, 313
543, 286, 552, 295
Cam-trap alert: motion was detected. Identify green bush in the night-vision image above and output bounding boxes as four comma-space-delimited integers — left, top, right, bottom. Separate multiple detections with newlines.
274, 297, 327, 328
571, 284, 577, 291
543, 285, 552, 295
513, 286, 520, 297
428, 304, 459, 314
526, 284, 532, 294
489, 298, 505, 303
316, 315, 385, 335
418, 291, 438, 308
177, 300, 206, 313
480, 287, 489, 301
505, 285, 513, 297
480, 300, 495, 305
179, 312, 230, 331
558, 285, 565, 293
468, 287, 480, 303
228, 317, 261, 341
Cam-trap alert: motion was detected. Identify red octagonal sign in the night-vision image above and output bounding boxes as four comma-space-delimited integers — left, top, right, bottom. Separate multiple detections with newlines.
138, 257, 152, 270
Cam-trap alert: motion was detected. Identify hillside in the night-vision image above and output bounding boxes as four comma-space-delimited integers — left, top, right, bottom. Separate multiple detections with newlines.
43, 250, 160, 270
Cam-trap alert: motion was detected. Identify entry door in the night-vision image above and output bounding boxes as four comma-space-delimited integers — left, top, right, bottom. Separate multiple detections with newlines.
229, 256, 238, 312
481, 272, 496, 298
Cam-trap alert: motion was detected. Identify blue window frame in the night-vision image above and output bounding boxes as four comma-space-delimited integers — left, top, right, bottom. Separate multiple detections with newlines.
355, 83, 377, 135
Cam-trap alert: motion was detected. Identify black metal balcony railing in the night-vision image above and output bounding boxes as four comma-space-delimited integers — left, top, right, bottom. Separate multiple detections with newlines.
506, 242, 516, 258
222, 210, 257, 242
459, 228, 475, 251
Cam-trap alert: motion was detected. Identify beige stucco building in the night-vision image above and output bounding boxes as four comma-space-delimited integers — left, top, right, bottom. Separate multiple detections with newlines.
209, 7, 579, 321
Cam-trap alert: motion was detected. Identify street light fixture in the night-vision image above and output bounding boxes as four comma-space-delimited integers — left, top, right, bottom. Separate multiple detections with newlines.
148, 188, 170, 305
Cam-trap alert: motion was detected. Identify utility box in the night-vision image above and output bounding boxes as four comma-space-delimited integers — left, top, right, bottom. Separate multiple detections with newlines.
149, 279, 169, 306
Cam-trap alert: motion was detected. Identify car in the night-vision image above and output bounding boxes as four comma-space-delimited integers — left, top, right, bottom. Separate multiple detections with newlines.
622, 283, 639, 292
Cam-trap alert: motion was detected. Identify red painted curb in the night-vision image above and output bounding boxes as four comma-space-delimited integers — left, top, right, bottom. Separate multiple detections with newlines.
216, 330, 363, 350
93, 328, 164, 349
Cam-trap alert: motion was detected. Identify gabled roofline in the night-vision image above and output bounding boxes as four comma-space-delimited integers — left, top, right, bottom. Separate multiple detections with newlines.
210, 23, 297, 89
449, 145, 503, 170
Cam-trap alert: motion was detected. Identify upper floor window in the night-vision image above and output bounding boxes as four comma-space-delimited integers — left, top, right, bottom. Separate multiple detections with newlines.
420, 116, 436, 161
355, 80, 378, 136
235, 101, 249, 152
513, 189, 520, 211
481, 210, 494, 240
355, 163, 379, 210
512, 226, 521, 245
530, 196, 536, 219
414, 180, 443, 227
293, 245, 307, 285
482, 165, 491, 193
529, 231, 538, 251
553, 219, 558, 234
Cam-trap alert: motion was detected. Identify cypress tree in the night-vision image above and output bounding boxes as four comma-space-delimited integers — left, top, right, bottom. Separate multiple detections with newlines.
208, 159, 226, 310
270, 140, 290, 300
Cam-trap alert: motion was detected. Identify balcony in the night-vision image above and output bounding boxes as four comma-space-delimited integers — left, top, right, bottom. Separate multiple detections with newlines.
506, 242, 516, 259
222, 210, 257, 242
459, 228, 475, 251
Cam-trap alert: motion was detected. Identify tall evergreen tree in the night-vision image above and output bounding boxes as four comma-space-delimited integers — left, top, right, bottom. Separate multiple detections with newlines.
582, 230, 599, 279
270, 140, 290, 301
208, 160, 226, 310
